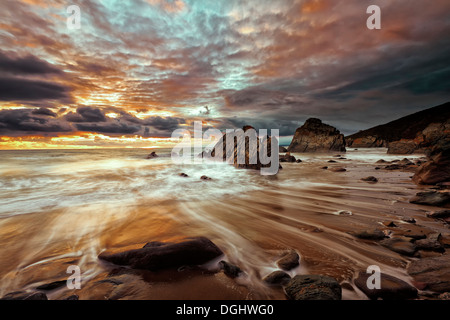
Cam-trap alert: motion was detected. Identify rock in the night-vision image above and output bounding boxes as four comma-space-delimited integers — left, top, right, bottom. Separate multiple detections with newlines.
439, 292, 450, 300
354, 272, 417, 300
347, 136, 386, 148
279, 146, 287, 153
398, 158, 414, 166
384, 164, 402, 170
407, 255, 450, 293
382, 221, 397, 227
321, 166, 328, 170
329, 167, 346, 172
415, 239, 444, 252
351, 229, 386, 240
413, 150, 450, 185
409, 190, 450, 207
210, 125, 277, 171
179, 173, 189, 177
63, 295, 79, 300
380, 238, 417, 256
146, 151, 158, 159
263, 271, 292, 286
1, 291, 48, 300
285, 275, 342, 300
361, 176, 378, 183
387, 140, 418, 154
376, 159, 388, 163
98, 237, 224, 271
279, 152, 296, 163
327, 160, 337, 163
287, 118, 346, 153
337, 210, 352, 216
219, 261, 243, 278
296, 159, 302, 163
36, 280, 67, 291
375, 167, 381, 170
200, 175, 212, 180
277, 250, 300, 271
401, 216, 416, 224
427, 210, 450, 219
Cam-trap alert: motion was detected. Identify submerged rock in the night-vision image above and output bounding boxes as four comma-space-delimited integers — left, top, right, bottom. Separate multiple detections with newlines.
146, 151, 158, 159
179, 173, 189, 177
263, 271, 291, 286
200, 175, 212, 180
285, 275, 342, 300
98, 237, 224, 271
279, 152, 296, 163
287, 118, 346, 153
354, 272, 417, 300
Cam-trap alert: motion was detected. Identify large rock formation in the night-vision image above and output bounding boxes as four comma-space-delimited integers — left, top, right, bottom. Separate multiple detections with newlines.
208, 125, 277, 171
346, 101, 450, 149
287, 118, 346, 153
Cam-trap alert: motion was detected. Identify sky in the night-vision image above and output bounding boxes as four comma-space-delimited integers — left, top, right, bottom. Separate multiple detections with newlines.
0, 0, 449, 149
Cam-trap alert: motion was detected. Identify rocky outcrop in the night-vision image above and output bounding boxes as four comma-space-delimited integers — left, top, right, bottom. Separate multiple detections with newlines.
287, 118, 346, 153
284, 275, 342, 300
387, 140, 418, 154
407, 255, 450, 293
208, 125, 277, 171
409, 190, 450, 207
346, 135, 386, 148
98, 237, 223, 271
413, 141, 450, 185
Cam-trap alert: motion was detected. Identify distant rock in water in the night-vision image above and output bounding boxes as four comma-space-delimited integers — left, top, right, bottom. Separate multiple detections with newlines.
279, 146, 287, 153
209, 125, 277, 171
287, 118, 346, 153
279, 152, 296, 163
98, 237, 223, 271
146, 151, 158, 159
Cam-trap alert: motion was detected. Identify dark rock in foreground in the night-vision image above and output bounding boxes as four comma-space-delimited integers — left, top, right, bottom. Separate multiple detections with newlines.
98, 237, 223, 271
285, 275, 342, 300
407, 255, 450, 293
36, 280, 67, 291
1, 291, 48, 300
263, 271, 291, 286
354, 272, 417, 300
277, 250, 300, 271
287, 118, 346, 153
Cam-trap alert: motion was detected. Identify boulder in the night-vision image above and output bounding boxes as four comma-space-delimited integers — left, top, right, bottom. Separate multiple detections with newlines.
146, 151, 158, 159
380, 238, 417, 256
354, 272, 417, 300
387, 140, 418, 154
98, 237, 224, 271
285, 275, 342, 300
413, 148, 450, 185
210, 125, 277, 171
277, 250, 300, 271
407, 255, 450, 293
409, 190, 450, 207
0, 291, 48, 300
287, 118, 346, 153
263, 271, 292, 286
219, 261, 243, 278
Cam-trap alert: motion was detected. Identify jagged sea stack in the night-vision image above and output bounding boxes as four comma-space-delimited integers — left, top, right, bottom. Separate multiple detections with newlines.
288, 118, 346, 152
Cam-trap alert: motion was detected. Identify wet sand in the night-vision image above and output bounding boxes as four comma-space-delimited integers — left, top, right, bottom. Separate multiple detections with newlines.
0, 148, 448, 300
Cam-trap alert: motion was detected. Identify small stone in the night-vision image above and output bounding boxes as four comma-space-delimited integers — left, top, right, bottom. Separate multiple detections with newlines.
200, 175, 212, 180
263, 271, 291, 286
382, 221, 397, 227
361, 176, 378, 183
219, 260, 243, 278
328, 160, 337, 163
321, 166, 328, 170
179, 173, 189, 177
277, 250, 300, 271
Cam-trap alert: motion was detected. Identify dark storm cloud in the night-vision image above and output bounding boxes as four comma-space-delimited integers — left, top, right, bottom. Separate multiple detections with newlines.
65, 106, 107, 123
31, 107, 57, 117
142, 116, 185, 131
0, 51, 62, 75
0, 77, 71, 102
75, 122, 141, 134
0, 108, 73, 135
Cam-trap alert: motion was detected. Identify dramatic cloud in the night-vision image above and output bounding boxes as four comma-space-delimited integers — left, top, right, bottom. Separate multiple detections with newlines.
0, 0, 449, 148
